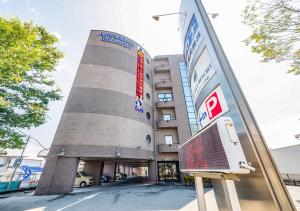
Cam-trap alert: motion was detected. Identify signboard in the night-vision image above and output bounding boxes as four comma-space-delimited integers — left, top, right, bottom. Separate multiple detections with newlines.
21, 165, 43, 181
191, 48, 216, 101
197, 85, 228, 129
179, 0, 295, 210
179, 117, 249, 174
135, 47, 144, 113
184, 15, 203, 70
97, 32, 134, 50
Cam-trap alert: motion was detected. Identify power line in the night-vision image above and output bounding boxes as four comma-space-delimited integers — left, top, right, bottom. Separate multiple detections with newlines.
14, 128, 47, 150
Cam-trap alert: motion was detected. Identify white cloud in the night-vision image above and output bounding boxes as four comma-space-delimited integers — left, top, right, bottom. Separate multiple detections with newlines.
25, 0, 31, 6
1, 0, 8, 2
51, 31, 67, 47
30, 7, 40, 16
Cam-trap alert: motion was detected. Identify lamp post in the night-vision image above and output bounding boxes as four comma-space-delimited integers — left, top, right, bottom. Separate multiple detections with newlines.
6, 135, 30, 191
152, 12, 218, 21
152, 12, 186, 21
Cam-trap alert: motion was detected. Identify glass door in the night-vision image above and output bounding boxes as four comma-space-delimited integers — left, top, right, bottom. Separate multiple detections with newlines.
157, 161, 180, 182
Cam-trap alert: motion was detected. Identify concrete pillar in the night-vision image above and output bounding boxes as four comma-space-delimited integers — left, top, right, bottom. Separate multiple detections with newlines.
148, 160, 156, 183
138, 167, 143, 176
83, 161, 103, 185
125, 166, 130, 177
103, 163, 115, 181
35, 155, 79, 195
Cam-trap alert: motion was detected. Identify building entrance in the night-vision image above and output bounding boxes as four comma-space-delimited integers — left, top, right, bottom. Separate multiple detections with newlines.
158, 161, 180, 182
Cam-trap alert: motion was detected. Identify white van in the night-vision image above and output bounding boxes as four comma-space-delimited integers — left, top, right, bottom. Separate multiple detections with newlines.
74, 171, 94, 188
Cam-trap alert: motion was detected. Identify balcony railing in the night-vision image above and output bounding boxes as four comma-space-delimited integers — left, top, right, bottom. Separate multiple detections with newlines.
157, 119, 177, 129
156, 100, 175, 109
155, 80, 172, 90
154, 65, 170, 73
157, 143, 180, 153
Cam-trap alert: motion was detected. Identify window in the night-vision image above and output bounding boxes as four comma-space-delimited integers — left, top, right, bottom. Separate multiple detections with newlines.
186, 101, 193, 107
182, 77, 189, 83
158, 93, 173, 102
146, 93, 150, 100
146, 135, 151, 144
186, 106, 195, 113
146, 73, 150, 80
179, 62, 199, 136
182, 82, 189, 87
185, 96, 192, 102
79, 171, 88, 176
163, 114, 171, 121
146, 112, 151, 119
146, 58, 150, 64
165, 135, 173, 145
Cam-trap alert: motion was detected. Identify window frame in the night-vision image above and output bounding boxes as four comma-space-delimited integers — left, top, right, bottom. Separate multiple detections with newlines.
164, 135, 173, 145
162, 114, 171, 121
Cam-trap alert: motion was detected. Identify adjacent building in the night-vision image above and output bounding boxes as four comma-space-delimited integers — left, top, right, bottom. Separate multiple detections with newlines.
35, 30, 194, 195
270, 144, 300, 184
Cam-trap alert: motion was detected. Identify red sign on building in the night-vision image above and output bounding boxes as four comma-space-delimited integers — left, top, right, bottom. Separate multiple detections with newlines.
135, 49, 144, 113
205, 91, 222, 120
197, 86, 229, 130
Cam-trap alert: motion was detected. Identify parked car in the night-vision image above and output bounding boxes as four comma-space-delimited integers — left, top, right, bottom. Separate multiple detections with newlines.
74, 171, 93, 188
101, 174, 111, 183
115, 172, 127, 180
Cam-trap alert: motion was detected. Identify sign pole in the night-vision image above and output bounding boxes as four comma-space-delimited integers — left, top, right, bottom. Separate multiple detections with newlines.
191, 0, 296, 210
7, 135, 30, 191
195, 176, 207, 211
224, 180, 241, 211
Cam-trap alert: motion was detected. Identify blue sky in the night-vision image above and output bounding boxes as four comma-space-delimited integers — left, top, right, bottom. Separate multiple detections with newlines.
1, 0, 300, 158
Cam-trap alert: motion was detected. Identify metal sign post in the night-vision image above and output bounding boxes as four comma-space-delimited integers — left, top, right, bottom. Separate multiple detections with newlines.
195, 176, 207, 211
193, 0, 296, 210
7, 135, 30, 191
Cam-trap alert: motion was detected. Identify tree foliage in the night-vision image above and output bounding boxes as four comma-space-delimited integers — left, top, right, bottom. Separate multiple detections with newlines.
243, 0, 300, 74
0, 17, 63, 150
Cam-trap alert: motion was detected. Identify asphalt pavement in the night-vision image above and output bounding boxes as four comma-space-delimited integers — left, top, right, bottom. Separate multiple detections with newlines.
0, 183, 198, 211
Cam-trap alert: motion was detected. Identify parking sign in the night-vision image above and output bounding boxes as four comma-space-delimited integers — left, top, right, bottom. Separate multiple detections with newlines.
197, 85, 228, 129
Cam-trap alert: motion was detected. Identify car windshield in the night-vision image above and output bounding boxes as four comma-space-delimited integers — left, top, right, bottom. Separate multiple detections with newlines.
80, 171, 88, 176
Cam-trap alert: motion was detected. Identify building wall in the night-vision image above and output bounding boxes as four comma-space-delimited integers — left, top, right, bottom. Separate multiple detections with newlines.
36, 30, 156, 195
48, 30, 155, 160
153, 55, 191, 163
36, 31, 192, 194
270, 144, 300, 175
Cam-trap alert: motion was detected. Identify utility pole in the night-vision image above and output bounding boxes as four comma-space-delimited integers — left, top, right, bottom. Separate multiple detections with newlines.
7, 135, 30, 191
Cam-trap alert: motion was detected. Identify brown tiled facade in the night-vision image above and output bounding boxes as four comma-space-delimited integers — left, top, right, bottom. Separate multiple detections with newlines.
35, 31, 191, 195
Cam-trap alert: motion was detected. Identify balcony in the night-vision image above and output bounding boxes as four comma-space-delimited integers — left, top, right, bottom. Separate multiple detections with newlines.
154, 65, 170, 73
155, 80, 172, 90
157, 119, 177, 129
157, 143, 180, 153
156, 100, 175, 109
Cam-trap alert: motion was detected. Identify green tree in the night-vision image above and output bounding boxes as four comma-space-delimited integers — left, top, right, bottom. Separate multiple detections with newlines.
0, 17, 63, 151
243, 0, 300, 74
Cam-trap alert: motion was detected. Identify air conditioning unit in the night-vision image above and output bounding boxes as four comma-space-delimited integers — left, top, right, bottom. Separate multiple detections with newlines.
179, 117, 254, 175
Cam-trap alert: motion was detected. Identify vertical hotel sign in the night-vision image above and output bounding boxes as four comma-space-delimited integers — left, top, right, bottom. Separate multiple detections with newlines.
135, 47, 144, 113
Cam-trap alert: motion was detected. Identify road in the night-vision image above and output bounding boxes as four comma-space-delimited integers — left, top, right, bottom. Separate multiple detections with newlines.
0, 184, 199, 211
1, 182, 299, 211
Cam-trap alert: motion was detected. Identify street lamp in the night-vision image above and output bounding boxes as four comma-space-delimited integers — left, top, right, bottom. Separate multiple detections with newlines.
208, 13, 219, 19
152, 12, 218, 21
152, 12, 186, 21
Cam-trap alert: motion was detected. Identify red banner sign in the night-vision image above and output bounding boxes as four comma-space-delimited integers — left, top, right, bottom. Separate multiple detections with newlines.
135, 49, 144, 113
